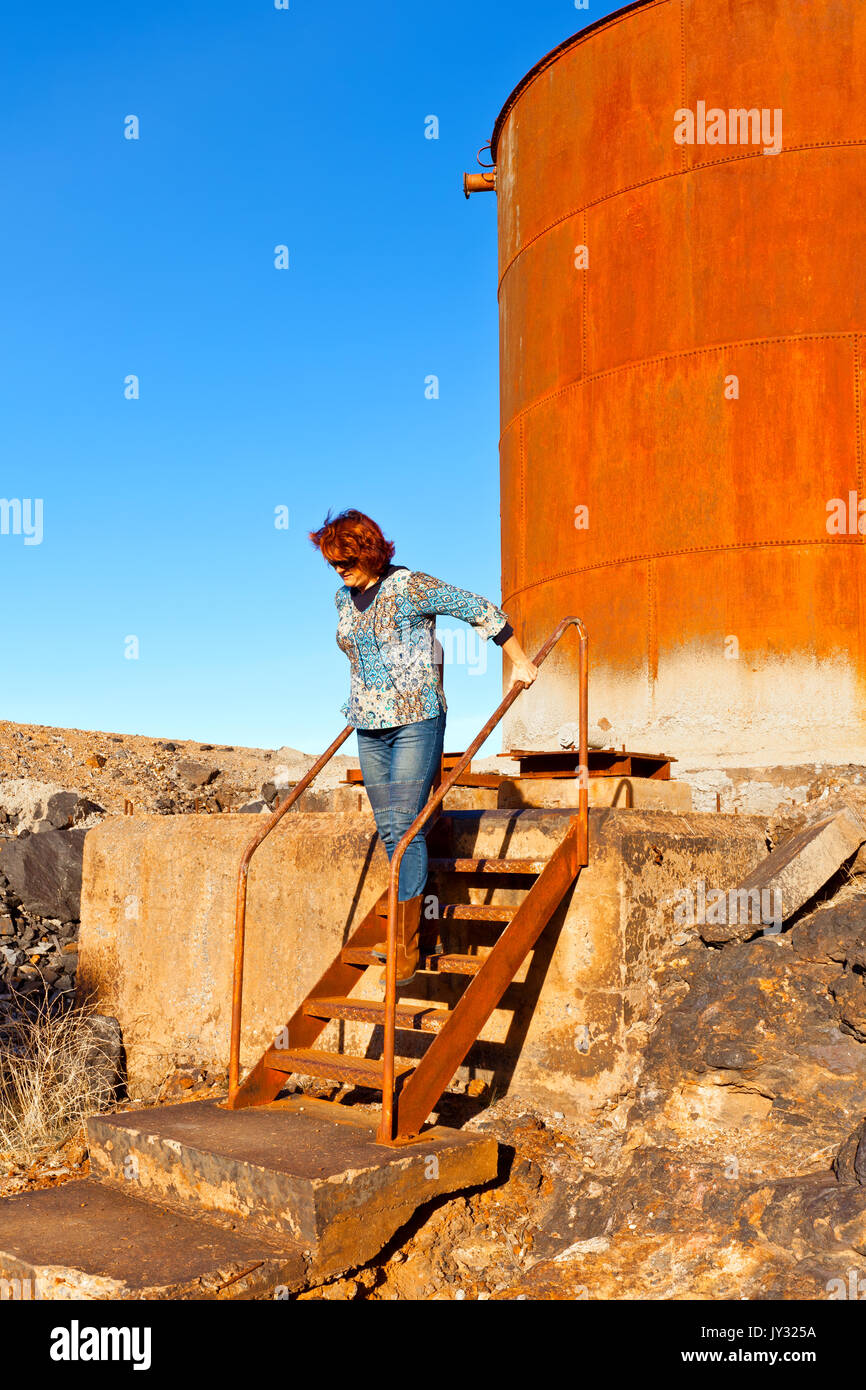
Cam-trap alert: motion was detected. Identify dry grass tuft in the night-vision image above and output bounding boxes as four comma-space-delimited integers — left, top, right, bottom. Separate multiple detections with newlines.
0, 996, 116, 1163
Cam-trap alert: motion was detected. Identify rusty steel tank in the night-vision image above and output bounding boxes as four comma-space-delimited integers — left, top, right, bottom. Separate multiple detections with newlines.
468, 0, 866, 774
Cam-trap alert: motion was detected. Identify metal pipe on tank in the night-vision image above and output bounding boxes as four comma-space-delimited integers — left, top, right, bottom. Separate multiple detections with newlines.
463, 171, 496, 197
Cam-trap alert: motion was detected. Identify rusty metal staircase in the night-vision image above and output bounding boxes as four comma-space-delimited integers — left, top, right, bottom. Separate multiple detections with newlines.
225, 617, 589, 1144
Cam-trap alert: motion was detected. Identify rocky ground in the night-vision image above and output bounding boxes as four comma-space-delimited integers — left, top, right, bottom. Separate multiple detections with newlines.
0, 1127, 91, 1201
0, 718, 364, 1006
0, 717, 361, 818
296, 883, 866, 1301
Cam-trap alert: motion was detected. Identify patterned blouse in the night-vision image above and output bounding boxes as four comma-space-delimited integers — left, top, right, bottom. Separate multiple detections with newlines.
336, 567, 510, 729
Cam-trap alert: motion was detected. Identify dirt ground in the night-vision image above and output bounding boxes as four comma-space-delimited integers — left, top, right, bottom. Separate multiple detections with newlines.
0, 718, 360, 816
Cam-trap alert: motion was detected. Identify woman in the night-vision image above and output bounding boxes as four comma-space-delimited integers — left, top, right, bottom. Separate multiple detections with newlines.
309, 508, 539, 984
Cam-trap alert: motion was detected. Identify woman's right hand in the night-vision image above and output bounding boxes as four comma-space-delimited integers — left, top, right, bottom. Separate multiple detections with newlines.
502, 634, 538, 689
509, 657, 539, 689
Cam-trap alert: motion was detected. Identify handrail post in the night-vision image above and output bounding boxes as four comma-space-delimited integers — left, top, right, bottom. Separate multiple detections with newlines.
227, 723, 354, 1106
578, 623, 589, 865
377, 616, 588, 1143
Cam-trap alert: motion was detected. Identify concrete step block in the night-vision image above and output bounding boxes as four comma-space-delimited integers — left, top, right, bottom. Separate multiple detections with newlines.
86, 1095, 498, 1284
0, 1179, 304, 1300
498, 776, 692, 811
702, 806, 866, 944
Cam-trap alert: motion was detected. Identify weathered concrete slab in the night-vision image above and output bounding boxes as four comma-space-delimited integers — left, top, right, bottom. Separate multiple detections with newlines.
422, 809, 769, 1111
701, 807, 866, 945
78, 808, 768, 1118
0, 1098, 497, 1300
296, 784, 500, 813
86, 1096, 498, 1282
498, 776, 692, 811
77, 811, 387, 1096
681, 762, 866, 816
0, 1179, 304, 1300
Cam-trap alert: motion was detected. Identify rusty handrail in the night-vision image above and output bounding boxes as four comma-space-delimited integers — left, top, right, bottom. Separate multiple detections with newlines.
227, 723, 354, 1101
377, 616, 588, 1143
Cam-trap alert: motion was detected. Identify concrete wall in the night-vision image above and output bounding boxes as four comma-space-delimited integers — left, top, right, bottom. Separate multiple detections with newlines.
78, 812, 388, 1097
78, 808, 768, 1120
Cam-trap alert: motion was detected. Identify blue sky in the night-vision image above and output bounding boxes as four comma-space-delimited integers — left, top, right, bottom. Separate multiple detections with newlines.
0, 0, 618, 756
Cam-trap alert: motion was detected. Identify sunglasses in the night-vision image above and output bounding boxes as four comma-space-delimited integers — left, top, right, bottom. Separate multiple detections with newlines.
329, 556, 359, 571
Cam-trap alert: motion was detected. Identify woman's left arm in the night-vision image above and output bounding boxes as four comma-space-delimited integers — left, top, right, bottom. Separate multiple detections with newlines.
406, 572, 538, 689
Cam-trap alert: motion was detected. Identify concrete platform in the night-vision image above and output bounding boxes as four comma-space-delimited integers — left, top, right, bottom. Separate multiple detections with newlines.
79, 808, 769, 1113
0, 1097, 497, 1299
497, 775, 692, 811
0, 1180, 304, 1300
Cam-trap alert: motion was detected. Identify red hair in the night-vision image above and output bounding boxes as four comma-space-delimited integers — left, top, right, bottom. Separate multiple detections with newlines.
309, 509, 395, 575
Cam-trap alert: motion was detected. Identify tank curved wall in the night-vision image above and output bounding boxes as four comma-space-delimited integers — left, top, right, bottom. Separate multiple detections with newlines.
492, 0, 866, 769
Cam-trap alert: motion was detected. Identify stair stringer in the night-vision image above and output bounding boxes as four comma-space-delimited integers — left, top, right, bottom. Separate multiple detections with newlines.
392, 814, 584, 1139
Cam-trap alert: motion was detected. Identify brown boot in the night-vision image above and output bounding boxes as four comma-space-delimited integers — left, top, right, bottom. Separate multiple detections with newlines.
372, 895, 423, 985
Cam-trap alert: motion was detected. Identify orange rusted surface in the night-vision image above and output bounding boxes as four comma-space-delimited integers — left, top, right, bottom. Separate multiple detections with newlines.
487, 0, 866, 766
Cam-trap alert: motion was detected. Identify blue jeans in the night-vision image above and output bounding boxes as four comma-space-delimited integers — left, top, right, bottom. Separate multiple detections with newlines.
356, 712, 446, 901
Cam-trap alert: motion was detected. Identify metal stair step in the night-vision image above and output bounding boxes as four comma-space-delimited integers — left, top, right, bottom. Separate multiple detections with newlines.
303, 996, 450, 1034
340, 946, 484, 976
341, 945, 384, 967
439, 903, 517, 921
435, 954, 484, 976
371, 902, 516, 921
265, 1047, 414, 1088
429, 857, 547, 875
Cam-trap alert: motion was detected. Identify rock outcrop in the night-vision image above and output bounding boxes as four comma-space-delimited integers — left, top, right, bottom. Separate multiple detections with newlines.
0, 828, 87, 923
